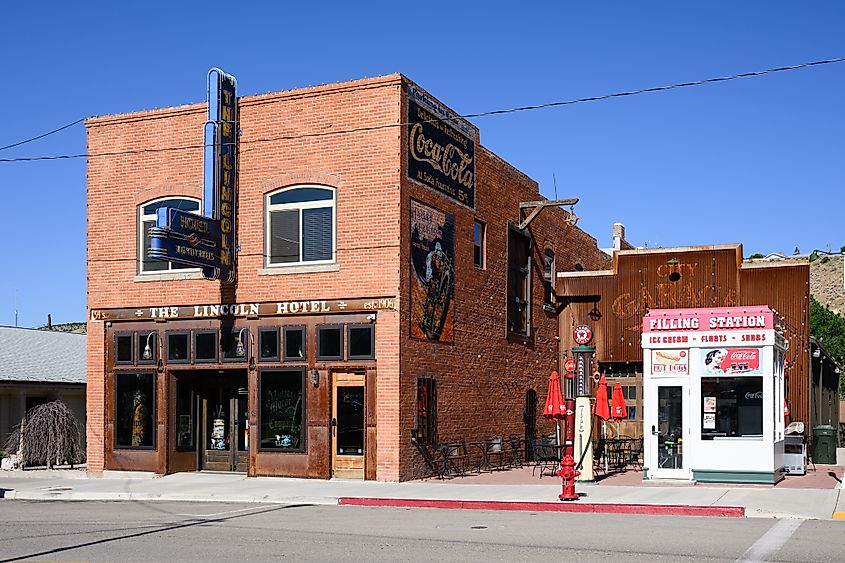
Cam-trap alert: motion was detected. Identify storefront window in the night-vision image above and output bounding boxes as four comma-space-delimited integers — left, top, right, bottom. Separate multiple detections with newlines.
347, 325, 374, 359
701, 377, 763, 440
284, 327, 305, 361
115, 372, 155, 448
194, 331, 217, 362
221, 328, 248, 361
259, 369, 305, 451
167, 333, 189, 363
259, 328, 279, 361
317, 325, 343, 360
115, 334, 133, 364
175, 379, 195, 448
137, 332, 157, 364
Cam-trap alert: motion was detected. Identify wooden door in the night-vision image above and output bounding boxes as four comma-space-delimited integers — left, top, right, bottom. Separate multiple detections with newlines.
332, 372, 365, 478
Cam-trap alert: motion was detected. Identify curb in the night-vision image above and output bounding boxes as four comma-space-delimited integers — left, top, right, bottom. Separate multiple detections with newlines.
2, 490, 341, 506
338, 497, 745, 518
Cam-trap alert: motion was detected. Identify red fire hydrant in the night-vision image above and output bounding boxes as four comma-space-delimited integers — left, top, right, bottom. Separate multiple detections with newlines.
557, 454, 580, 501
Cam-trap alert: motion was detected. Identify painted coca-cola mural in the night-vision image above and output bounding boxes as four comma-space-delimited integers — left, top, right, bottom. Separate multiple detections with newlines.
701, 347, 761, 375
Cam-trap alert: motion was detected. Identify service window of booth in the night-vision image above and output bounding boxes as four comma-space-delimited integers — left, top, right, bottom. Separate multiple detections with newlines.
701, 377, 763, 440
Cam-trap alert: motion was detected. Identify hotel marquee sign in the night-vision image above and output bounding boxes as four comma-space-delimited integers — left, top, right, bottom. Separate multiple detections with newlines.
90, 298, 397, 321
150, 68, 238, 282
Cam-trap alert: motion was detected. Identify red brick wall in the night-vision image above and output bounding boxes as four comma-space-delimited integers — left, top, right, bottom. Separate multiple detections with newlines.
87, 75, 404, 478
86, 74, 608, 481
397, 79, 609, 480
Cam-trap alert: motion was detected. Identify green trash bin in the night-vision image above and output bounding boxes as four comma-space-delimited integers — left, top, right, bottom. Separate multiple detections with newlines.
812, 425, 837, 464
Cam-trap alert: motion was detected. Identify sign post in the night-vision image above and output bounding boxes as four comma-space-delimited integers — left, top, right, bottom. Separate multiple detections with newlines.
572, 324, 595, 481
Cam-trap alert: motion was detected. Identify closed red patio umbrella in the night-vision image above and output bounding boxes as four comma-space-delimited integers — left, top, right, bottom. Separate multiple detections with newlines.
594, 375, 611, 473
544, 371, 565, 420
610, 382, 628, 421
594, 376, 610, 421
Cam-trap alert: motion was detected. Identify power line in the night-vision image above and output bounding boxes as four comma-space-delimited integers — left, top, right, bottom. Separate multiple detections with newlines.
2, 56, 844, 164
461, 56, 845, 118
0, 118, 85, 152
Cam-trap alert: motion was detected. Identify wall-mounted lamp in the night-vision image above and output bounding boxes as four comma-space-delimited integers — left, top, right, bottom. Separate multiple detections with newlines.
309, 368, 320, 387
566, 205, 579, 227
366, 314, 376, 323
236, 328, 248, 358
142, 332, 156, 360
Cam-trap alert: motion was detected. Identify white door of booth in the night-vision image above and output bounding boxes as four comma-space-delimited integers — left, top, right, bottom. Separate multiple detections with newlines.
647, 381, 690, 479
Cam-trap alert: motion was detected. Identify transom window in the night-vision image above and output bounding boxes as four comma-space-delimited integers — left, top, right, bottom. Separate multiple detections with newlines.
138, 198, 201, 273
266, 185, 336, 266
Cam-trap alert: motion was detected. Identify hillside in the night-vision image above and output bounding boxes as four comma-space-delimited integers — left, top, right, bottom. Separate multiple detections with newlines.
811, 254, 845, 316
37, 322, 86, 334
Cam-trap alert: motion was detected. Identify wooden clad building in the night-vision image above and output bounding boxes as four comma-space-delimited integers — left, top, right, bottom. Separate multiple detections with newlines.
557, 244, 817, 436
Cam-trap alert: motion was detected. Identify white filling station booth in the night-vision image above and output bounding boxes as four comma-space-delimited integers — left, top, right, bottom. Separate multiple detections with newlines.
642, 306, 786, 484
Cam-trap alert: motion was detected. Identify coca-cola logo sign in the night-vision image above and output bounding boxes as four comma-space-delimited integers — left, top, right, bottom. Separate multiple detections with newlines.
702, 347, 762, 375
745, 391, 763, 400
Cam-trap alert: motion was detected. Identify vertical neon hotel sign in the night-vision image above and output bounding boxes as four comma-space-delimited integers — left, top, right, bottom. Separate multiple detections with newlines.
150, 68, 238, 282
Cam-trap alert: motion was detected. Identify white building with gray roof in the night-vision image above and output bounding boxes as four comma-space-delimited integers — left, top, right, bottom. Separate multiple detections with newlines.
0, 326, 86, 448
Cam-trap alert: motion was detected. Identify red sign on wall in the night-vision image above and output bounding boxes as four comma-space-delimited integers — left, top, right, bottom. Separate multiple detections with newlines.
702, 347, 761, 375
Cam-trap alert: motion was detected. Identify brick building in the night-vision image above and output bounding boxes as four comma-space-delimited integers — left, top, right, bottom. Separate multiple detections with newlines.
86, 74, 608, 481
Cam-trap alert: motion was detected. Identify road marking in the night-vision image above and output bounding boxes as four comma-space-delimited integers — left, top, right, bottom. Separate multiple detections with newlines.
175, 506, 266, 518
736, 518, 802, 563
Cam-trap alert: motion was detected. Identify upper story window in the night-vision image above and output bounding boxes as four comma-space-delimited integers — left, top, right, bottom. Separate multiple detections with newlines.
138, 197, 201, 274
543, 249, 555, 308
507, 226, 532, 338
266, 185, 336, 266
473, 220, 486, 269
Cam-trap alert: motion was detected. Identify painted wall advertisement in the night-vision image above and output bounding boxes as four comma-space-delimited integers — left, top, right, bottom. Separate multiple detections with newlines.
410, 199, 455, 343
407, 85, 475, 209
651, 349, 689, 374
702, 347, 762, 375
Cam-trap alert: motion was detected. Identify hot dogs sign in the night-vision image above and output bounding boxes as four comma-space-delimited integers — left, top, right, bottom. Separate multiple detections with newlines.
652, 349, 689, 374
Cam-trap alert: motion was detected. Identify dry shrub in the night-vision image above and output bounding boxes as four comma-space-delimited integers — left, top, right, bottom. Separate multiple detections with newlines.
3, 400, 86, 468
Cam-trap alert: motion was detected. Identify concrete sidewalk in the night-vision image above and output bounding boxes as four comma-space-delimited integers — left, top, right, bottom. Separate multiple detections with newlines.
1, 471, 843, 520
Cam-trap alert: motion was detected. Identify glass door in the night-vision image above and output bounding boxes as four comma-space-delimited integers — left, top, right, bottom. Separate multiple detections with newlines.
332, 372, 365, 478
649, 383, 688, 478
201, 372, 248, 472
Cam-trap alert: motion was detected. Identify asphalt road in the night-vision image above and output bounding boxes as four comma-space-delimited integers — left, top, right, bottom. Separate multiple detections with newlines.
1, 501, 843, 562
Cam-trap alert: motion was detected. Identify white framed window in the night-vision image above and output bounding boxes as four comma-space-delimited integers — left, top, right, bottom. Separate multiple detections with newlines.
265, 185, 336, 266
138, 197, 201, 274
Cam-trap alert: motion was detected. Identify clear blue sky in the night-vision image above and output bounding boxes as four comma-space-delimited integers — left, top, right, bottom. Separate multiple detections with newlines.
2, 2, 843, 327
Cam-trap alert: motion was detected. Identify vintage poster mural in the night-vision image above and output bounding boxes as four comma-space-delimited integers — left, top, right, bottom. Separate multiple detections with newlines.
410, 199, 455, 343
407, 85, 476, 209
701, 347, 762, 375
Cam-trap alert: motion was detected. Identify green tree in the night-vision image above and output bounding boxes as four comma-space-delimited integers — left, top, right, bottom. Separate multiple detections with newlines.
809, 296, 845, 397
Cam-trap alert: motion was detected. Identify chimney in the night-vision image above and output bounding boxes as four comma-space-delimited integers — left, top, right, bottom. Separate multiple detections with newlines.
47, 314, 52, 330
613, 223, 625, 251
613, 223, 634, 251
